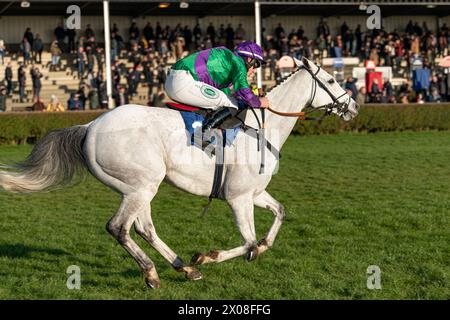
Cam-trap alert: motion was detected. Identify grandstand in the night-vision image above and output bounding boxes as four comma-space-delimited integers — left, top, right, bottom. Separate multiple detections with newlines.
0, 50, 176, 111
0, 0, 450, 111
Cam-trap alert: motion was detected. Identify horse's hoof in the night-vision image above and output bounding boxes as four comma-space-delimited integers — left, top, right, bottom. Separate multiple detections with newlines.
145, 277, 161, 289
186, 268, 203, 281
144, 267, 161, 289
246, 247, 258, 262
191, 252, 206, 265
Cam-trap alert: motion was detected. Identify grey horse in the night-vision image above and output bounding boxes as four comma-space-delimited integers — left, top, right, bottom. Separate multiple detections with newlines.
0, 57, 359, 288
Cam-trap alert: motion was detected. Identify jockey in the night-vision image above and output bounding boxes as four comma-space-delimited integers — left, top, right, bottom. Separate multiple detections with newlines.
165, 41, 269, 133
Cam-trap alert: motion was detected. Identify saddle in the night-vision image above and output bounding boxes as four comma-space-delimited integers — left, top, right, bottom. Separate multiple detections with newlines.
164, 101, 280, 212
164, 101, 279, 158
165, 102, 243, 130
165, 101, 241, 151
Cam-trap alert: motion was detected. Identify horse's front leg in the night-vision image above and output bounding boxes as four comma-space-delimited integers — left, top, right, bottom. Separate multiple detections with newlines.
250, 190, 286, 259
191, 195, 257, 265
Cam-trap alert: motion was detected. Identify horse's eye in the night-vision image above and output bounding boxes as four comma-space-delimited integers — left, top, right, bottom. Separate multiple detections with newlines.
328, 79, 335, 84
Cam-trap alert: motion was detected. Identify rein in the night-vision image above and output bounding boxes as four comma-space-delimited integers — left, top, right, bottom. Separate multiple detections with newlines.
266, 106, 306, 120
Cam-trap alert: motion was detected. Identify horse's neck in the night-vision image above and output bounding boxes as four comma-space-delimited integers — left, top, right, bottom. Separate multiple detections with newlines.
265, 70, 311, 148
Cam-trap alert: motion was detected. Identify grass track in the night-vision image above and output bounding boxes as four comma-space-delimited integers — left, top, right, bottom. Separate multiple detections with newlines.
0, 131, 449, 299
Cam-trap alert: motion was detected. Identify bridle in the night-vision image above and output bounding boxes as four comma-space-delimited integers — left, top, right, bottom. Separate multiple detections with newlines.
267, 63, 351, 121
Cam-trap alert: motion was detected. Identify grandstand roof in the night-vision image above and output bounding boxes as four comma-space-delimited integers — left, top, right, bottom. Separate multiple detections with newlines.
0, 0, 449, 17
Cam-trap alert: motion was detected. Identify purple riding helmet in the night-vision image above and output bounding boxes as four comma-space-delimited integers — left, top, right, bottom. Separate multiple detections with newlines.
235, 41, 266, 68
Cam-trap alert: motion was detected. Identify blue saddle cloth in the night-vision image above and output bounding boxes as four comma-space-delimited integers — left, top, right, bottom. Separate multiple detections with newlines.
179, 111, 240, 146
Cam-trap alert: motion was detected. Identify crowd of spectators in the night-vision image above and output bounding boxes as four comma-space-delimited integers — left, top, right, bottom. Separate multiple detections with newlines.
1, 18, 450, 112
264, 19, 450, 103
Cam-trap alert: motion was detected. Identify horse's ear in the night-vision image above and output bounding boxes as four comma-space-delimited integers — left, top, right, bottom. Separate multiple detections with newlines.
302, 56, 310, 69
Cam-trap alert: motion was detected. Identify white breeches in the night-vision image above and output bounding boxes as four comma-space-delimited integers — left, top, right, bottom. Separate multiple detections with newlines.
165, 69, 239, 110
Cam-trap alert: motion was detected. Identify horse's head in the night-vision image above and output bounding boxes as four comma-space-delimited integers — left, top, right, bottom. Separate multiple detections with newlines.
295, 57, 359, 121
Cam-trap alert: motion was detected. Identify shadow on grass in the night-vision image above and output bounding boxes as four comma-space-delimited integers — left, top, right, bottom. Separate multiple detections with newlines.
0, 243, 70, 259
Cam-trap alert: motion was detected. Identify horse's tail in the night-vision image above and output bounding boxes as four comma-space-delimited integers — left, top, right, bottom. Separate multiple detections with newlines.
0, 125, 89, 193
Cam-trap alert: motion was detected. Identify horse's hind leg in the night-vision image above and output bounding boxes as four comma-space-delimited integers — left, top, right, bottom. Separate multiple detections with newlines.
134, 207, 203, 281
107, 191, 161, 288
191, 195, 257, 265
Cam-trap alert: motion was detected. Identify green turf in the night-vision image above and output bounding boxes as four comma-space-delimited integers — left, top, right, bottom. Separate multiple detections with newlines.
0, 131, 449, 299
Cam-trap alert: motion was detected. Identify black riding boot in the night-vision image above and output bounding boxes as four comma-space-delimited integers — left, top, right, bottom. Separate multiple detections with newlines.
202, 108, 233, 132
201, 108, 233, 150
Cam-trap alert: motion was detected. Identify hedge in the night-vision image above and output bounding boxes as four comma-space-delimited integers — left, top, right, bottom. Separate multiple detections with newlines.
1, 104, 450, 144
294, 104, 450, 135
0, 111, 106, 144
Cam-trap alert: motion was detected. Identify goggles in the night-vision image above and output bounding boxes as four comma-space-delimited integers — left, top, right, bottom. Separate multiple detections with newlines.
246, 58, 261, 69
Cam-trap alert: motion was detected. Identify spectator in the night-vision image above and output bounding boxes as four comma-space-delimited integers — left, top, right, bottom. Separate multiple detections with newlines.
126, 67, 139, 97
86, 71, 96, 89
67, 93, 83, 110
370, 78, 381, 103
20, 38, 31, 65
112, 23, 119, 34
111, 64, 121, 88
235, 24, 246, 41
18, 63, 26, 103
77, 84, 87, 108
23, 27, 33, 46
383, 79, 394, 98
156, 65, 166, 90
356, 87, 367, 105
50, 40, 62, 71
67, 27, 77, 53
32, 98, 45, 111
193, 23, 202, 49
95, 47, 104, 72
77, 45, 86, 79
225, 24, 235, 49
98, 83, 108, 109
275, 23, 285, 41
416, 92, 425, 104
54, 23, 66, 52
86, 46, 95, 73
400, 93, 410, 104
0, 39, 5, 65
174, 32, 185, 60
45, 94, 65, 112
88, 87, 100, 110
217, 24, 226, 46
85, 24, 95, 38
344, 76, 358, 100
429, 87, 441, 103
111, 32, 119, 62
114, 85, 129, 107
206, 22, 216, 46
4, 62, 13, 96
32, 34, 44, 64
129, 21, 140, 41
31, 66, 43, 101
0, 87, 7, 112
143, 22, 154, 41
183, 25, 193, 51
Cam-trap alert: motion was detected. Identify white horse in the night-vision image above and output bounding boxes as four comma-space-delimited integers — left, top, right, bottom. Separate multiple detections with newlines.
0, 57, 358, 288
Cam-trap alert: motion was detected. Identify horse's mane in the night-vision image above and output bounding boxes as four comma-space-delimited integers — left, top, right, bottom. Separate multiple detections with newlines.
267, 66, 304, 95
